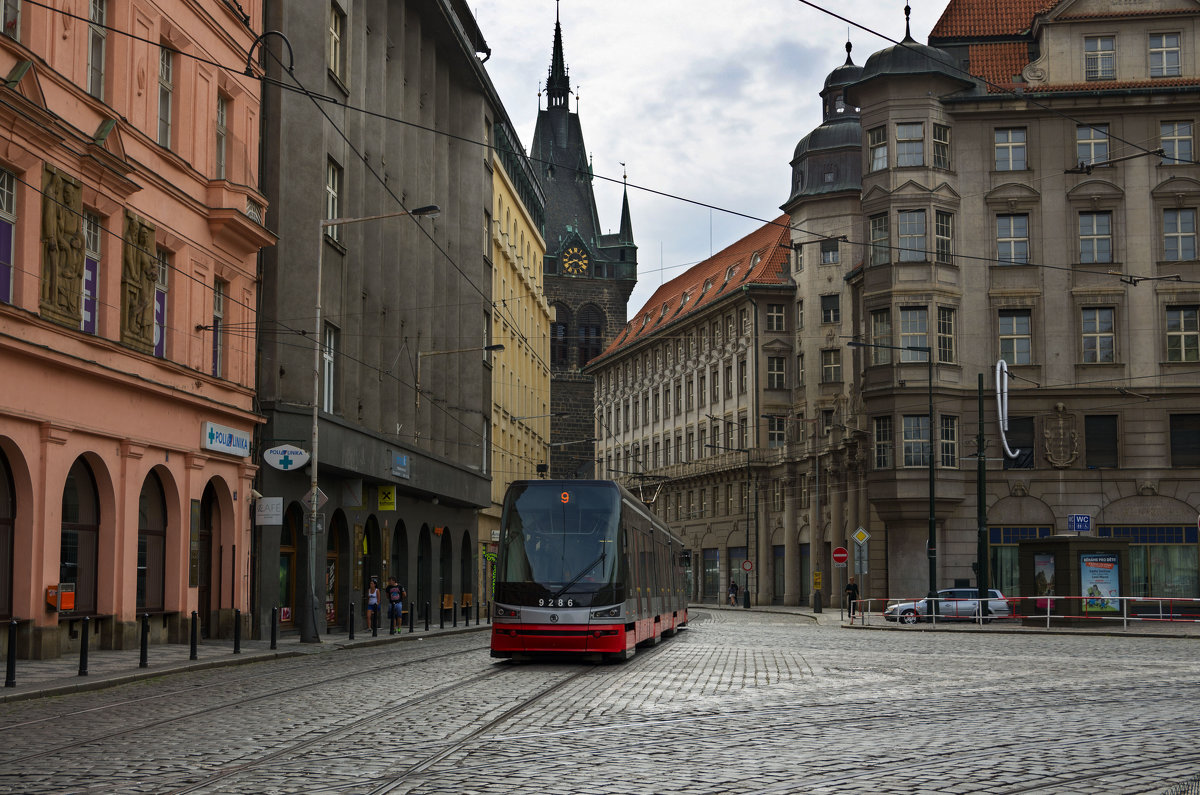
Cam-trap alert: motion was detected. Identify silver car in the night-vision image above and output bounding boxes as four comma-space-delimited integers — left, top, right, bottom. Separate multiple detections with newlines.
884, 588, 1012, 624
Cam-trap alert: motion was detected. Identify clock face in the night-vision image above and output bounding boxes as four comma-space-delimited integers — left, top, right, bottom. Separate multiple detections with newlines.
561, 245, 589, 275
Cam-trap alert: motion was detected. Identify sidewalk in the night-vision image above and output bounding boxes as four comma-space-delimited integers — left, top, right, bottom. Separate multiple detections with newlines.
0, 618, 489, 704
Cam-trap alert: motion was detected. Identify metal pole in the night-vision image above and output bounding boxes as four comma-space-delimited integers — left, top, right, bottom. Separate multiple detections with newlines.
190, 610, 198, 660
140, 613, 149, 668
78, 616, 89, 676
6, 619, 17, 687
304, 224, 323, 645
270, 606, 278, 649
348, 601, 355, 640
409, 603, 415, 633
744, 450, 751, 609
977, 373, 990, 616
424, 601, 430, 631
233, 608, 242, 654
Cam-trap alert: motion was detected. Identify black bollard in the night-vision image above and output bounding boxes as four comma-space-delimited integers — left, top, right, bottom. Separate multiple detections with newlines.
190, 611, 198, 660
371, 606, 378, 637
813, 591, 823, 614
453, 601, 458, 628
464, 603, 469, 627
408, 604, 414, 634
485, 602, 490, 625
348, 605, 354, 641
5, 618, 17, 687
233, 609, 241, 654
78, 616, 90, 676
440, 600, 445, 630
140, 613, 149, 668
424, 601, 430, 632
477, 602, 481, 626
270, 606, 278, 650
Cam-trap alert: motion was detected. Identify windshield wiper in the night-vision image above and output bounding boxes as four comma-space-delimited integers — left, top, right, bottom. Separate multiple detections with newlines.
550, 551, 606, 600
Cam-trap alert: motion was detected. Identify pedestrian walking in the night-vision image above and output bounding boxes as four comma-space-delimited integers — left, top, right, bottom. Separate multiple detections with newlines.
845, 577, 860, 618
366, 578, 382, 633
386, 576, 406, 634
728, 579, 739, 606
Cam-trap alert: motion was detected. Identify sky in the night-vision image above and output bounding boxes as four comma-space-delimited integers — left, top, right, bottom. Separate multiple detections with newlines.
472, 0, 953, 317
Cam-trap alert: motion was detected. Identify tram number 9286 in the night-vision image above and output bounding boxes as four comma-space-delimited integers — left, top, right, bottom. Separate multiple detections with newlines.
538, 598, 574, 607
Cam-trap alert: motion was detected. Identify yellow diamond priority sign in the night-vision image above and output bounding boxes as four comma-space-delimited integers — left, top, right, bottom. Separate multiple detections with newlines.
853, 527, 871, 546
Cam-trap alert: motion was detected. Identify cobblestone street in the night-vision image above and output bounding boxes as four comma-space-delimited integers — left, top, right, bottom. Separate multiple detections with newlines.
1, 610, 1197, 794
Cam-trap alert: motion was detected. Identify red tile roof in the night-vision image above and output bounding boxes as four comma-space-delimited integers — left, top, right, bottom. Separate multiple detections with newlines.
592, 215, 793, 363
1020, 77, 1200, 93
931, 0, 1059, 39
969, 42, 1032, 92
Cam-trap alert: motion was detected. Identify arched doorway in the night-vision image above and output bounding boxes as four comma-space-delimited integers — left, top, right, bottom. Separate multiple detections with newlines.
61, 457, 100, 615
137, 471, 166, 612
363, 516, 382, 592
417, 525, 431, 621
391, 521, 409, 593
439, 529, 453, 619
279, 504, 301, 626
327, 510, 349, 629
459, 529, 474, 618
0, 448, 13, 620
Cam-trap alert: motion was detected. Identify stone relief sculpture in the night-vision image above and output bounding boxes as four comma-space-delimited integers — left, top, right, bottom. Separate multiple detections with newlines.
39, 165, 85, 326
1042, 402, 1079, 469
121, 211, 158, 353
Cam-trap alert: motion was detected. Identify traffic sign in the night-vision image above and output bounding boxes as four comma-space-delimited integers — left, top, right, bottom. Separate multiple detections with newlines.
832, 546, 848, 567
304, 486, 328, 511
1068, 514, 1091, 533
853, 527, 871, 546
741, 560, 754, 572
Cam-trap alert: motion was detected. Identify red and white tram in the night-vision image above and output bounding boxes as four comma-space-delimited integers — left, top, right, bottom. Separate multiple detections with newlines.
490, 480, 688, 661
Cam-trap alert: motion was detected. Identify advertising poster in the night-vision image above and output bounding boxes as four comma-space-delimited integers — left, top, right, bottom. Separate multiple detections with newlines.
1034, 553, 1055, 608
1080, 552, 1120, 612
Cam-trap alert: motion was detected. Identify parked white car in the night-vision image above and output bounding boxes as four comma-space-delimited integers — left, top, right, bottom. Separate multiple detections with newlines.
884, 588, 1013, 624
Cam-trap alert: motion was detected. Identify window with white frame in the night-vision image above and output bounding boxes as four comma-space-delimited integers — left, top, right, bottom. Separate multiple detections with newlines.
870, 309, 892, 364
1077, 124, 1109, 167
820, 294, 840, 324
997, 214, 1030, 264
157, 47, 173, 148
154, 248, 169, 358
896, 123, 924, 167
937, 307, 956, 364
820, 238, 839, 264
1167, 305, 1199, 362
1079, 211, 1113, 263
1164, 208, 1196, 261
873, 416, 893, 469
899, 307, 929, 361
1161, 121, 1193, 165
796, 353, 804, 385
999, 308, 1032, 365
869, 214, 889, 265
1150, 33, 1181, 78
212, 279, 227, 377
940, 416, 958, 468
796, 300, 804, 330
0, 168, 15, 304
935, 211, 953, 264
767, 356, 786, 390
322, 322, 338, 412
329, 4, 345, 79
995, 128, 1026, 171
81, 212, 100, 335
767, 416, 786, 448
2, 0, 18, 39
766, 303, 785, 332
215, 94, 228, 180
1085, 36, 1115, 81
1082, 307, 1115, 363
902, 415, 930, 467
868, 126, 887, 171
933, 124, 951, 170
898, 210, 925, 261
821, 349, 842, 383
326, 159, 342, 240
88, 0, 105, 99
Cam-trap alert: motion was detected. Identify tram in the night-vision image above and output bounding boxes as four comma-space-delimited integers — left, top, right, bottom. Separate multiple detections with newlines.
490, 480, 688, 661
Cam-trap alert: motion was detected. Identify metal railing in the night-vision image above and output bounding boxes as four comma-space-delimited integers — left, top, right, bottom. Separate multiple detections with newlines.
847, 595, 1200, 628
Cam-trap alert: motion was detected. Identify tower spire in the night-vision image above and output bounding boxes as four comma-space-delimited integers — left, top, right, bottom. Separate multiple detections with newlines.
546, 0, 570, 109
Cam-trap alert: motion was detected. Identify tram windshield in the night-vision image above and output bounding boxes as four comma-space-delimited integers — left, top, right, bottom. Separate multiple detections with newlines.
497, 483, 622, 607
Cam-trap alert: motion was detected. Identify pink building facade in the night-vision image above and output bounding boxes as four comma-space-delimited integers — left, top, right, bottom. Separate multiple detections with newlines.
0, 0, 272, 658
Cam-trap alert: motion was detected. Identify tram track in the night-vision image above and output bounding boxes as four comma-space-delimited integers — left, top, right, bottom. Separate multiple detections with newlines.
0, 639, 489, 766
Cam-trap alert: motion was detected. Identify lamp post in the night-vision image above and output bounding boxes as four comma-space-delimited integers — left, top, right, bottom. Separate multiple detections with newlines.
305, 204, 439, 643
847, 339, 937, 611
415, 343, 505, 408
706, 443, 753, 608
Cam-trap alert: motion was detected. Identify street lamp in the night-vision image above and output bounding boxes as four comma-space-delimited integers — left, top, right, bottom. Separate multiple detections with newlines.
415, 343, 504, 408
706, 442, 753, 608
847, 339, 937, 611
305, 204, 440, 643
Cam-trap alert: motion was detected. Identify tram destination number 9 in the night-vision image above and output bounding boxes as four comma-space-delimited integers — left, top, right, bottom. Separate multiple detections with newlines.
539, 597, 575, 607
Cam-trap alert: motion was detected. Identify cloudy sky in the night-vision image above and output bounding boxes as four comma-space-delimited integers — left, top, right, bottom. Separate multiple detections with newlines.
473, 0, 953, 316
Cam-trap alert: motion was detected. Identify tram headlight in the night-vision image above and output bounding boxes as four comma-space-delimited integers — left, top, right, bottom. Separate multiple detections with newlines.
591, 606, 620, 619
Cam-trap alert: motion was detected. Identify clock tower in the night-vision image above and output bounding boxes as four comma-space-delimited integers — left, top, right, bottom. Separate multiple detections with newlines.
532, 6, 637, 479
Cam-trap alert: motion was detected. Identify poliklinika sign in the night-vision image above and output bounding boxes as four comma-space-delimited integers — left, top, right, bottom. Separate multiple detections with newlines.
203, 421, 252, 457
